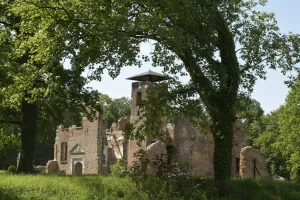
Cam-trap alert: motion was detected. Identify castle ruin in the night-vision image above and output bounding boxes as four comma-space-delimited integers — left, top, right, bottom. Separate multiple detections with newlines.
49, 70, 269, 178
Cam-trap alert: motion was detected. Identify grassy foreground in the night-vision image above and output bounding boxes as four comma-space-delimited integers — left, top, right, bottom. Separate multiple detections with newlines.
0, 170, 300, 200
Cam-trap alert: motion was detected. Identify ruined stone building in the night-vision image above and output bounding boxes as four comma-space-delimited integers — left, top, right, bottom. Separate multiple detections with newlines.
49, 70, 269, 178
52, 116, 107, 175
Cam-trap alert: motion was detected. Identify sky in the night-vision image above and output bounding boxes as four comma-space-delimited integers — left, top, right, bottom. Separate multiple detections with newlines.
83, 1, 300, 114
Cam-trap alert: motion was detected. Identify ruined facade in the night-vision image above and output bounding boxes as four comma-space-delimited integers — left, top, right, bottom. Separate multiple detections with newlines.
173, 116, 249, 177
53, 116, 107, 175
50, 70, 268, 178
240, 146, 270, 179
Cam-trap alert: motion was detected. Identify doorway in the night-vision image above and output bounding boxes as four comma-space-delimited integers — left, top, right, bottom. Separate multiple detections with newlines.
74, 162, 83, 175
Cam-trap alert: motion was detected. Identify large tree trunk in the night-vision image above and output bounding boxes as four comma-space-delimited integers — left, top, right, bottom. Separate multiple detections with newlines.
17, 98, 37, 173
212, 121, 234, 196
210, 104, 236, 196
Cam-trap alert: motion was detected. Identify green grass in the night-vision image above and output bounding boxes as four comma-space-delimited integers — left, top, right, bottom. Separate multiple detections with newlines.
0, 172, 145, 200
0, 171, 300, 200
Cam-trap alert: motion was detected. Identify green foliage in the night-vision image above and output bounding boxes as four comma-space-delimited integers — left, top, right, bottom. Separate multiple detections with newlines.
250, 78, 300, 180
250, 108, 289, 178
1, 172, 300, 200
110, 159, 128, 178
98, 94, 131, 128
235, 95, 264, 123
0, 0, 101, 172
0, 172, 145, 200
277, 78, 300, 181
7, 165, 17, 174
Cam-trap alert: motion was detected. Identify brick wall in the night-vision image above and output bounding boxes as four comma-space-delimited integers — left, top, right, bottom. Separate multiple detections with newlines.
55, 115, 106, 175
173, 115, 249, 177
240, 146, 270, 179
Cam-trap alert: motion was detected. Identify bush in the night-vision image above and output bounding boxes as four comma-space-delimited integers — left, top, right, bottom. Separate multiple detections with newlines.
7, 165, 17, 174
110, 159, 128, 177
291, 169, 300, 182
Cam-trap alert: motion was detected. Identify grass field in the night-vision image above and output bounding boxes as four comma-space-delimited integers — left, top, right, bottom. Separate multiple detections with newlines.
1, 170, 300, 200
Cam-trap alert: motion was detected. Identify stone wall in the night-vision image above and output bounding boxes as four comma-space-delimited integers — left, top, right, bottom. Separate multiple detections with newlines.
240, 146, 270, 179
232, 119, 249, 177
106, 117, 129, 171
174, 116, 214, 176
173, 115, 249, 177
54, 114, 106, 175
127, 81, 150, 167
146, 141, 167, 174
166, 123, 175, 146
46, 160, 59, 174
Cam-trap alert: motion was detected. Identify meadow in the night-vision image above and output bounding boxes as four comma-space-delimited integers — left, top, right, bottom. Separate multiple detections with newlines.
0, 170, 300, 200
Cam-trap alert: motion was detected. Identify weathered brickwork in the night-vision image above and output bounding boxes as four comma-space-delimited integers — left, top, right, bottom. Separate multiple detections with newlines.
146, 141, 167, 173
126, 81, 151, 167
173, 115, 249, 177
106, 117, 128, 171
53, 115, 107, 175
240, 146, 270, 179
46, 160, 59, 174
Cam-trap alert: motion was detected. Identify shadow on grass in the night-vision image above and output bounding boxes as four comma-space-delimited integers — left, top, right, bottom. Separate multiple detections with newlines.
0, 188, 20, 200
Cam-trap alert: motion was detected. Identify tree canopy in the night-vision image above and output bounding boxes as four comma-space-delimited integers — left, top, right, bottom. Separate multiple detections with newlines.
98, 94, 131, 128
250, 78, 300, 180
0, 0, 100, 172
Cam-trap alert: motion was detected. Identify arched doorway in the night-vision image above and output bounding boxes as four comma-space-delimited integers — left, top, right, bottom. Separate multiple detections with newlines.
74, 162, 83, 175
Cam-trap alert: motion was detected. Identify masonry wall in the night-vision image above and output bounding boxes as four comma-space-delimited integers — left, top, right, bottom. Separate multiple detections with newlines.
173, 115, 248, 177
127, 81, 150, 166
55, 116, 104, 175
240, 146, 270, 179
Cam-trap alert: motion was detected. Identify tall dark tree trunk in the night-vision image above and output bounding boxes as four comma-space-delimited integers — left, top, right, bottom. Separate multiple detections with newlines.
209, 97, 236, 196
212, 117, 235, 196
17, 98, 37, 173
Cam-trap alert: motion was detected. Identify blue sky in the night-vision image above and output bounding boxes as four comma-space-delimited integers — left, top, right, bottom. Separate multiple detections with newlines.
85, 1, 300, 114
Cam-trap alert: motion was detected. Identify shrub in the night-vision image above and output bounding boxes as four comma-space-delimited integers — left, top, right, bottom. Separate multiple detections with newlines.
291, 169, 300, 182
110, 159, 128, 177
7, 165, 17, 174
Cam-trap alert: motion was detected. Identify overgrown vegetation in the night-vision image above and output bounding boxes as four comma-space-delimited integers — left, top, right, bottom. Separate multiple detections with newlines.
1, 171, 300, 200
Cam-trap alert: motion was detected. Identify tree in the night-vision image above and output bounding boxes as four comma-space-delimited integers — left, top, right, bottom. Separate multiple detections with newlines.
13, 0, 300, 194
0, 1, 100, 173
0, 123, 20, 169
235, 95, 264, 124
98, 94, 131, 129
277, 78, 300, 180
250, 107, 289, 179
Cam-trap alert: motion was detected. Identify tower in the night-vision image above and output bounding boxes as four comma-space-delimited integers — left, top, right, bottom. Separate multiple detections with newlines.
126, 70, 170, 166
126, 70, 170, 122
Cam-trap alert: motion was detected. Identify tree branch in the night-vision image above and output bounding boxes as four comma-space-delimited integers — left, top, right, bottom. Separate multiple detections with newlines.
241, 53, 285, 73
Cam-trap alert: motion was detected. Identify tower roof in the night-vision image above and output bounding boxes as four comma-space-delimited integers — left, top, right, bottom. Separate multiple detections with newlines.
126, 70, 170, 82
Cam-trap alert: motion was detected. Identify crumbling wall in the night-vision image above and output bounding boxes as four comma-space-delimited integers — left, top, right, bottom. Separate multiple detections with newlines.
54, 115, 106, 175
174, 116, 249, 177
174, 115, 214, 176
232, 119, 249, 177
166, 123, 175, 146
240, 146, 270, 179
46, 160, 59, 174
106, 117, 128, 171
146, 141, 167, 174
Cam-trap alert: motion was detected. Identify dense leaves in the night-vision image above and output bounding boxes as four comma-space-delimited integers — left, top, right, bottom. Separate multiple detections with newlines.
98, 94, 131, 128
0, 0, 100, 172
277, 78, 300, 180
250, 78, 300, 180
